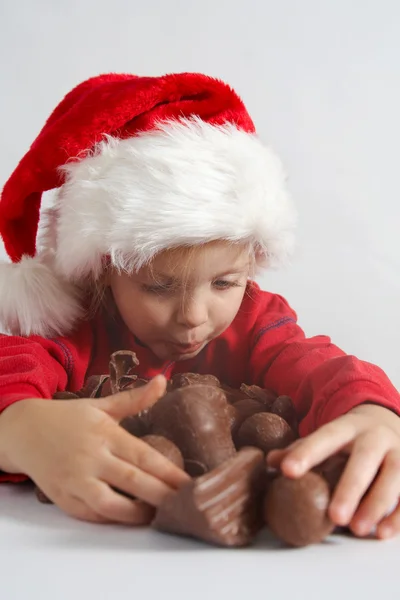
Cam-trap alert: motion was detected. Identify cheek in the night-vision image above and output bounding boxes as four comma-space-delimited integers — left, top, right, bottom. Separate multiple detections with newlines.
212, 289, 246, 327
114, 289, 172, 332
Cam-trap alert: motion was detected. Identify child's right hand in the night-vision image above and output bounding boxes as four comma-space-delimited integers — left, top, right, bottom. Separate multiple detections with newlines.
0, 375, 189, 524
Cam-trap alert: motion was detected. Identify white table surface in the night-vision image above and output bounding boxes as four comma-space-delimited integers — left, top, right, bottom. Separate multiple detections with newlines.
1, 483, 398, 600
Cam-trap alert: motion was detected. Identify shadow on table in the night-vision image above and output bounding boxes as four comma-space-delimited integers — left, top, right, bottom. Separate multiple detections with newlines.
0, 482, 342, 553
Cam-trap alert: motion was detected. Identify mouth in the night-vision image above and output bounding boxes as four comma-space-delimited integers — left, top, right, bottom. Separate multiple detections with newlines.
169, 341, 204, 353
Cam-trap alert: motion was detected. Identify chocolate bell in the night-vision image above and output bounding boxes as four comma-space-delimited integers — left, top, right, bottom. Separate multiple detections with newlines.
150, 385, 236, 472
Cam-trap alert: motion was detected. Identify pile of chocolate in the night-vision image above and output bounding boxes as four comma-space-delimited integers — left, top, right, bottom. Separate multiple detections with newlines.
38, 351, 348, 548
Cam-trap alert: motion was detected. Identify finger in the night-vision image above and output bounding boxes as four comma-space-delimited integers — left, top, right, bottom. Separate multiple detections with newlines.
101, 455, 175, 506
111, 427, 190, 489
277, 418, 356, 477
351, 450, 400, 537
56, 494, 112, 524
329, 431, 388, 527
95, 375, 167, 421
81, 479, 156, 524
267, 441, 302, 468
377, 501, 400, 540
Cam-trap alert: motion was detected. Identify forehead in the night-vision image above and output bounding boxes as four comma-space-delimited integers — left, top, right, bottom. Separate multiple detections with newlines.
145, 241, 251, 280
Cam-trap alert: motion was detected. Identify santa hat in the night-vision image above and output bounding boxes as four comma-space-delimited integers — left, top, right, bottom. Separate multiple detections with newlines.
0, 72, 295, 338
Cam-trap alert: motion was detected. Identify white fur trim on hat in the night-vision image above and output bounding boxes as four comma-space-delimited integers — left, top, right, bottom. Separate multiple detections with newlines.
0, 255, 84, 337
0, 118, 296, 338
55, 118, 296, 280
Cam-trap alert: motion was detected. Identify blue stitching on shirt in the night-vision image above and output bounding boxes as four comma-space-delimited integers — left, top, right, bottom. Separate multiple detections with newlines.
162, 361, 174, 375
253, 316, 296, 347
52, 340, 74, 382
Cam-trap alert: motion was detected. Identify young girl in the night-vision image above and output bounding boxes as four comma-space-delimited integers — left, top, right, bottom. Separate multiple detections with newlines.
0, 72, 399, 538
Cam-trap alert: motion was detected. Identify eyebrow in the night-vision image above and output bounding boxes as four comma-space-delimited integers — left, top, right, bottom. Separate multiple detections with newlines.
149, 265, 250, 283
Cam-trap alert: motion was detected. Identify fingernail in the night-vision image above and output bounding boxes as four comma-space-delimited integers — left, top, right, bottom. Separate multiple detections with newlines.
332, 504, 350, 524
379, 526, 393, 539
355, 520, 372, 536
283, 459, 303, 475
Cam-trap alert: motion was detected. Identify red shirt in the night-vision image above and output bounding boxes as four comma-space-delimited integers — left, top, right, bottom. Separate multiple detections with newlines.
1, 282, 399, 483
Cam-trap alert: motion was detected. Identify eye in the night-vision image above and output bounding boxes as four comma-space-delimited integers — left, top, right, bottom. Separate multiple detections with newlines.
212, 279, 239, 290
141, 283, 174, 295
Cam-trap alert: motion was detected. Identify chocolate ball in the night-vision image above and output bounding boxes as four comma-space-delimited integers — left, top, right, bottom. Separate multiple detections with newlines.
264, 472, 335, 547
141, 435, 184, 470
270, 395, 298, 433
313, 453, 348, 493
230, 399, 266, 441
237, 413, 296, 453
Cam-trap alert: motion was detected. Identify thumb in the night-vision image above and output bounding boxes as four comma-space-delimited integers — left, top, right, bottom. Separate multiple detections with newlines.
93, 375, 167, 421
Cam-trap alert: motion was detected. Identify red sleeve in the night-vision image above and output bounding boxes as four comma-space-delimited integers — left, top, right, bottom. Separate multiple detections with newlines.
0, 319, 94, 483
248, 288, 400, 437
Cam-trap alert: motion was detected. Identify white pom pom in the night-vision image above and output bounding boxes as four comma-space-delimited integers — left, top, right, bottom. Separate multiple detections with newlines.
0, 256, 84, 337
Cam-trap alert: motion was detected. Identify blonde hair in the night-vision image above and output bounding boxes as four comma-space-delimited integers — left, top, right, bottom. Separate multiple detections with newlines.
88, 240, 257, 317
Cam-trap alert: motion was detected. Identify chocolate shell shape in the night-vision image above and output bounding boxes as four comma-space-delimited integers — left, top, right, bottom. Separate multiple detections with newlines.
78, 374, 111, 398
264, 472, 335, 547
109, 350, 139, 394
270, 395, 298, 433
237, 413, 296, 453
240, 384, 276, 408
141, 435, 184, 470
171, 373, 220, 389
150, 385, 236, 471
153, 447, 265, 547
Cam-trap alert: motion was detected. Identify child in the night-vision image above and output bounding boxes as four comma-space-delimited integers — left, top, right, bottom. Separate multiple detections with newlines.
0, 72, 399, 538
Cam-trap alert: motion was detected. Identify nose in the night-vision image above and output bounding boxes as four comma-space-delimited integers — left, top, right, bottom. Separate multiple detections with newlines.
175, 292, 208, 329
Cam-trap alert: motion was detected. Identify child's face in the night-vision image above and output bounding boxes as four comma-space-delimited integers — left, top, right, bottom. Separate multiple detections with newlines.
109, 241, 251, 361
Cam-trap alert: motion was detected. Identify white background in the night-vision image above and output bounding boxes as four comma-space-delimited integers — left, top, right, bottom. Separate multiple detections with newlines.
1, 0, 399, 389
1, 3, 400, 598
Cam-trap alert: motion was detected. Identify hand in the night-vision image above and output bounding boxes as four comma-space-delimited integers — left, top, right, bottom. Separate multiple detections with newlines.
267, 404, 400, 539
0, 376, 189, 524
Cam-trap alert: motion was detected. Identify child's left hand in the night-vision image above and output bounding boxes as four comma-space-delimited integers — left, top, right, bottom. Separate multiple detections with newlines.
267, 404, 400, 540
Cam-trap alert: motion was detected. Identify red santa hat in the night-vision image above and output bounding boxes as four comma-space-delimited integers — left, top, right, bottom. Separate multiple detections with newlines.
0, 72, 295, 338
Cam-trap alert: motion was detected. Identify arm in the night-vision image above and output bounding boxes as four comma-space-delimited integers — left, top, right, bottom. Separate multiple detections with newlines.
0, 320, 94, 482
248, 291, 400, 437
